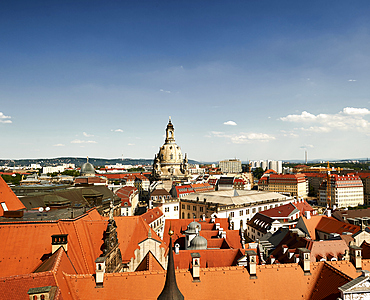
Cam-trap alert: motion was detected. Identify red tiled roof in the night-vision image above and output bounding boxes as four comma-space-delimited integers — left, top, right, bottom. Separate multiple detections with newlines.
116, 186, 138, 199
141, 208, 163, 225
0, 176, 26, 216
0, 272, 58, 300
261, 203, 298, 218
61, 260, 370, 299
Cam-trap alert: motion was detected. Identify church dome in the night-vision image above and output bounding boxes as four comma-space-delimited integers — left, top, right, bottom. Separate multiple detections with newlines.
158, 144, 183, 164
185, 221, 201, 234
152, 117, 189, 180
189, 235, 207, 250
81, 160, 95, 176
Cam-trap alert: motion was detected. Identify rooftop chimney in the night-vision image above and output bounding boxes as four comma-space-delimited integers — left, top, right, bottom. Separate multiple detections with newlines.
191, 252, 201, 282
298, 248, 311, 275
305, 210, 311, 220
349, 245, 362, 272
174, 243, 180, 255
95, 257, 106, 287
51, 234, 68, 254
246, 250, 257, 279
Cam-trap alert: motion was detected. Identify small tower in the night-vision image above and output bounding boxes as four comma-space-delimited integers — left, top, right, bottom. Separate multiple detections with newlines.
165, 117, 175, 143
102, 202, 123, 273
157, 229, 184, 300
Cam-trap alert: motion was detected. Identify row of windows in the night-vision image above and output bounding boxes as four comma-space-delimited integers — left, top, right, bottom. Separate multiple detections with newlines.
150, 218, 163, 229
164, 206, 179, 212
181, 204, 204, 212
229, 203, 283, 218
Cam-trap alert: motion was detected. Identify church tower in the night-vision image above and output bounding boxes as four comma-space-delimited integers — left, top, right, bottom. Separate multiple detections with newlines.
152, 117, 189, 181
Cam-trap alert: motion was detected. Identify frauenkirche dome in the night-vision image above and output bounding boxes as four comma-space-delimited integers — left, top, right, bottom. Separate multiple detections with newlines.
152, 117, 189, 180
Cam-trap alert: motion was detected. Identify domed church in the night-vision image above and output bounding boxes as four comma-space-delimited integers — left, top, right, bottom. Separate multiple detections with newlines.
152, 117, 189, 180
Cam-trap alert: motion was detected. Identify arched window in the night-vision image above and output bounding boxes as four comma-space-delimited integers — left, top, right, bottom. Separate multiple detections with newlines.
187, 213, 190, 219
41, 295, 45, 300
170, 154, 173, 160
182, 212, 185, 219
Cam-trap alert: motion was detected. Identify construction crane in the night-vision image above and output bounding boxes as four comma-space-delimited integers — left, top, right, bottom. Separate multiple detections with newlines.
326, 161, 331, 209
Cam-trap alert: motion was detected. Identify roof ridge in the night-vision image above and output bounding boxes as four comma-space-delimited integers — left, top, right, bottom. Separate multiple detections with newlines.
73, 221, 90, 273
323, 261, 353, 281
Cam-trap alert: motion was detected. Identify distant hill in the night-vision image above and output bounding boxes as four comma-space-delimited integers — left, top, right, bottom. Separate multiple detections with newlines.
0, 157, 200, 167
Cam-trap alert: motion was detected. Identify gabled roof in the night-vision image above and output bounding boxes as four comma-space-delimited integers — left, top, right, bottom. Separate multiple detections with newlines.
0, 176, 25, 216
270, 231, 349, 263
261, 203, 299, 218
299, 215, 361, 240
0, 208, 164, 277
116, 186, 138, 199
141, 208, 163, 225
151, 188, 171, 197
135, 251, 164, 272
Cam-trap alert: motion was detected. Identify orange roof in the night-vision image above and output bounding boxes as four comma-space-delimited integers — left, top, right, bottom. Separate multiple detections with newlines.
136, 251, 164, 272
114, 216, 165, 263
141, 208, 163, 224
61, 260, 365, 299
162, 218, 231, 247
173, 249, 247, 269
0, 208, 164, 277
0, 176, 25, 216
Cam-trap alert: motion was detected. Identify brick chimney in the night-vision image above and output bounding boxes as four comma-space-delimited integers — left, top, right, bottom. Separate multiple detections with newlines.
191, 252, 201, 281
298, 248, 311, 275
349, 245, 362, 272
51, 234, 68, 254
95, 257, 106, 287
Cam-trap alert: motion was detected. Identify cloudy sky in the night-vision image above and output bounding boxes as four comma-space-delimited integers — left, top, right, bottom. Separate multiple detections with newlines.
1, 1, 370, 162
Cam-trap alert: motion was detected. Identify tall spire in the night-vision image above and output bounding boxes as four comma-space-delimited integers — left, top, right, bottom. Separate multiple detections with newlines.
157, 230, 184, 300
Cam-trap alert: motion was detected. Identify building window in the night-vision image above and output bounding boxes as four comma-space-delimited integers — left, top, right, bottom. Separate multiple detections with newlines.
230, 212, 234, 218
258, 207, 262, 212
188, 213, 190, 219
182, 212, 185, 219
182, 204, 185, 209
165, 207, 169, 212
239, 210, 243, 216
200, 207, 204, 212
252, 208, 256, 213
187, 205, 190, 210
193, 206, 196, 211
174, 206, 178, 211
246, 209, 249, 214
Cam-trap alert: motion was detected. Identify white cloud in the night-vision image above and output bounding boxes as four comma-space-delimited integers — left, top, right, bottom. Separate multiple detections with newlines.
53, 144, 65, 147
112, 129, 123, 132
300, 145, 314, 149
342, 107, 370, 115
128, 143, 135, 146
280, 107, 370, 133
160, 89, 171, 94
348, 79, 357, 82
300, 126, 331, 133
211, 131, 275, 143
223, 120, 237, 126
83, 132, 94, 137
71, 139, 97, 144
0, 112, 12, 123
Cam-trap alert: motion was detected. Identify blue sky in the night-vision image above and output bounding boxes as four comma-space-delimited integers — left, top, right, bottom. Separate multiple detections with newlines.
1, 1, 370, 162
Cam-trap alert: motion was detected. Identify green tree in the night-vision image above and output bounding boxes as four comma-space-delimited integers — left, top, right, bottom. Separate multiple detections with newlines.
252, 167, 264, 179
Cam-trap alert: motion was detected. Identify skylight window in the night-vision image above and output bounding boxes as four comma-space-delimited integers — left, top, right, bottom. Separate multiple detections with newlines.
1, 202, 8, 211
